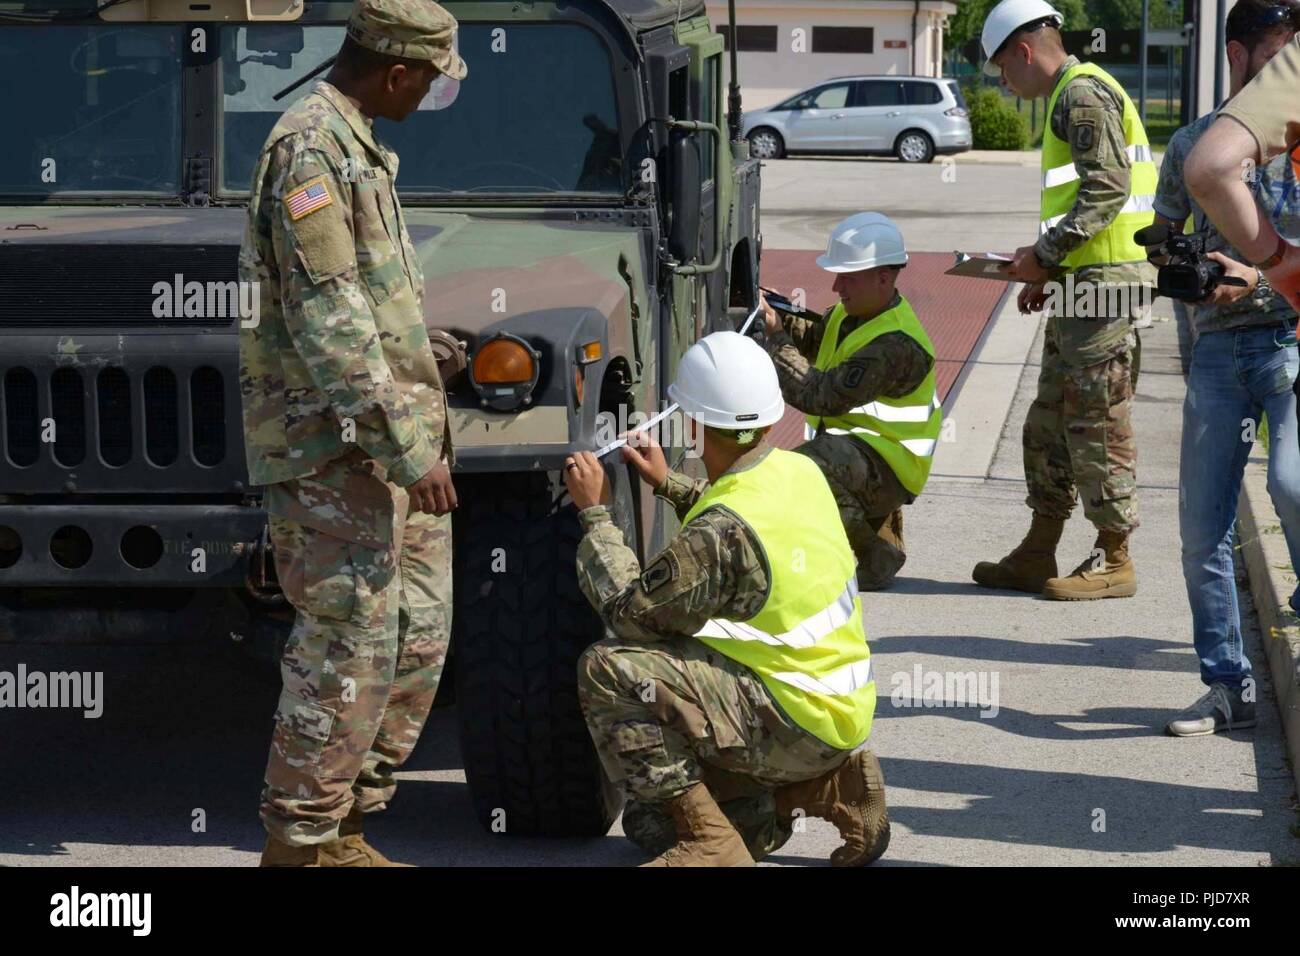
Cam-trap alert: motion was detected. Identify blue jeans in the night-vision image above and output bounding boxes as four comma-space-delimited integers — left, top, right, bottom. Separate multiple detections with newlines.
1180, 321, 1300, 689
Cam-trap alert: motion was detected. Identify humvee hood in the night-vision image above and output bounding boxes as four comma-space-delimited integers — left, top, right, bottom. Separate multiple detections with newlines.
0, 206, 646, 340
404, 212, 646, 338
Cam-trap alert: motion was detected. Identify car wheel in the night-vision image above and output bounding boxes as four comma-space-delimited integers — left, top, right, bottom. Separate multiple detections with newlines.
747, 127, 784, 160
895, 130, 935, 164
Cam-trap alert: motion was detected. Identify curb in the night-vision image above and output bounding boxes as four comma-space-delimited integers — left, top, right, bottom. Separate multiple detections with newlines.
1236, 451, 1300, 797
952, 149, 1164, 168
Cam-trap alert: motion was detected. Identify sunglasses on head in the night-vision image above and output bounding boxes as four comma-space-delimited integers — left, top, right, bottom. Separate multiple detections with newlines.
1229, 3, 1300, 42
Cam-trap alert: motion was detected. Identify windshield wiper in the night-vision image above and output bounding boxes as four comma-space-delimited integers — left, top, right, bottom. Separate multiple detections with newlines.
273, 55, 335, 102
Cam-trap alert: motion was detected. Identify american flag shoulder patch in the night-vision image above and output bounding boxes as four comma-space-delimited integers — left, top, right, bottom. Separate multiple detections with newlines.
284, 176, 333, 221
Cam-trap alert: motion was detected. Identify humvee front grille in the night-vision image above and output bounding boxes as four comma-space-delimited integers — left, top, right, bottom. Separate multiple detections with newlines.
3, 368, 39, 467
98, 367, 133, 467
0, 244, 241, 327
3, 364, 230, 472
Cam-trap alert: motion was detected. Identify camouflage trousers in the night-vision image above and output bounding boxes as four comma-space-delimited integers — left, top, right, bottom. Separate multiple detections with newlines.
577, 636, 851, 858
797, 433, 911, 589
1024, 316, 1140, 532
261, 479, 452, 846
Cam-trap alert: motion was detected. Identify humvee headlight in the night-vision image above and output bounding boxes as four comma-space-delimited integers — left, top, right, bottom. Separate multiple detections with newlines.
469, 333, 541, 411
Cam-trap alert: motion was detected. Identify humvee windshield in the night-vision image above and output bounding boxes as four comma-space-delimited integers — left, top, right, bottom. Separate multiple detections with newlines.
221, 22, 624, 198
0, 24, 185, 197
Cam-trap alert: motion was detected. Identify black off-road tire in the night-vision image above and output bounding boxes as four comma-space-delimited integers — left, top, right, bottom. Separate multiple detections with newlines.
453, 470, 628, 836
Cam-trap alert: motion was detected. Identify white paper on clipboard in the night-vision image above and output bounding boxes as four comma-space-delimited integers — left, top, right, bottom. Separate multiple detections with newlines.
945, 251, 1022, 282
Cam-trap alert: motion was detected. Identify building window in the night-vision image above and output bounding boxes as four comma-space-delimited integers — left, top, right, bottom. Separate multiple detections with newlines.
715, 25, 778, 52
812, 26, 874, 54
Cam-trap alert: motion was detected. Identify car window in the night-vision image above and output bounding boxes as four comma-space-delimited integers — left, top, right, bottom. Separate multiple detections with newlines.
946, 81, 967, 109
807, 84, 850, 110
902, 81, 942, 105
855, 81, 902, 107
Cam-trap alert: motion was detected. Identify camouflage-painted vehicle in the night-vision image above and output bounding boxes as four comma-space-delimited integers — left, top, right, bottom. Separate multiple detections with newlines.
0, 0, 760, 834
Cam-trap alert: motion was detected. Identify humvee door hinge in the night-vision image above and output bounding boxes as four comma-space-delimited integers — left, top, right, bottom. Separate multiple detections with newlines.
185, 156, 213, 207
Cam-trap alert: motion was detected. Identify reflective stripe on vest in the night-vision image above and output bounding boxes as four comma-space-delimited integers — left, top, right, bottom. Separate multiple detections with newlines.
805, 294, 940, 496
1040, 61, 1157, 270
683, 449, 874, 750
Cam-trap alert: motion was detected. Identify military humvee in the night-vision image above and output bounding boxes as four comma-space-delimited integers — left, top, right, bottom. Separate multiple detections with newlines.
0, 0, 761, 835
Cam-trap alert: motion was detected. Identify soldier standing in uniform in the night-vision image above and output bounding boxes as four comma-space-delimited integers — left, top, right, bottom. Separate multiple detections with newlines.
238, 0, 467, 867
973, 0, 1157, 600
759, 212, 941, 592
564, 331, 889, 867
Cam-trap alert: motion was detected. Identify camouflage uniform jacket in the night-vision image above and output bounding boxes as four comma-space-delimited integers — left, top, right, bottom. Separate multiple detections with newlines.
1033, 55, 1154, 286
764, 293, 933, 418
764, 294, 932, 500
575, 446, 776, 643
238, 80, 451, 497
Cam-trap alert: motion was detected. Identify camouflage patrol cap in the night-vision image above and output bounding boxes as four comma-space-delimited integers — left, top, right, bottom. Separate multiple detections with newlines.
346, 0, 469, 80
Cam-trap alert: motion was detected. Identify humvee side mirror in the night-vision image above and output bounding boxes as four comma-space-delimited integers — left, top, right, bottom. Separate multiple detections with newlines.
667, 130, 702, 265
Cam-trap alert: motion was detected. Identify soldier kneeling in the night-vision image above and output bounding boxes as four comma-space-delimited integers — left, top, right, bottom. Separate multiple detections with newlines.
563, 332, 888, 867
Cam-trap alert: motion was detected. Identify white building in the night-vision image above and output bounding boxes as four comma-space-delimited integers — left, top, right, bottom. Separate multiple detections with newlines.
706, 0, 959, 109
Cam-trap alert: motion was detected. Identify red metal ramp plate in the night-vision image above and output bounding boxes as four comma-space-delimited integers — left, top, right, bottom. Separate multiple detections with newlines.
759, 250, 1006, 449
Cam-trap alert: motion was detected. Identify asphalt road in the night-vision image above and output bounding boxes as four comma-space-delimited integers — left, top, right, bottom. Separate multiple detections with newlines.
759, 155, 1041, 255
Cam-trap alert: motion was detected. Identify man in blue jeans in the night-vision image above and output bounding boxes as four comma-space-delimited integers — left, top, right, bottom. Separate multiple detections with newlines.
1151, 0, 1300, 736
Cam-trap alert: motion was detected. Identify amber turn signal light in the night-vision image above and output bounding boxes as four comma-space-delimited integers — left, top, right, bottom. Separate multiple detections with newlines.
473, 337, 535, 384
468, 332, 541, 411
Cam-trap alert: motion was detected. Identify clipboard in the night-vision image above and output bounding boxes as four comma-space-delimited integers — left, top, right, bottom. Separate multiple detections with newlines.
945, 252, 1065, 282
945, 252, 1020, 281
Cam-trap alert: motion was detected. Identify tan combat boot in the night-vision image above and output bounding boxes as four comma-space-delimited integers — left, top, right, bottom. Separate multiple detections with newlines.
1042, 529, 1136, 600
324, 806, 414, 867
259, 835, 332, 867
640, 783, 755, 867
972, 514, 1064, 593
774, 748, 890, 867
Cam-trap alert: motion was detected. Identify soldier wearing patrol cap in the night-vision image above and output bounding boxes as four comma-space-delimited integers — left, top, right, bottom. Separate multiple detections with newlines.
238, 0, 467, 867
973, 0, 1157, 601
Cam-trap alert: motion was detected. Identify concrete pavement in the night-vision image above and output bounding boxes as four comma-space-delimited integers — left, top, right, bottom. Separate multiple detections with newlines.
860, 309, 1296, 865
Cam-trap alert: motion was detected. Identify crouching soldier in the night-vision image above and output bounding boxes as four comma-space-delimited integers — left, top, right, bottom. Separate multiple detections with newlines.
761, 212, 941, 591
563, 331, 889, 866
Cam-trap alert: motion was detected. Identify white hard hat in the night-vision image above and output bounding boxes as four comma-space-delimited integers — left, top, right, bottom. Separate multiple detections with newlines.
815, 212, 908, 273
981, 0, 1063, 76
668, 331, 785, 430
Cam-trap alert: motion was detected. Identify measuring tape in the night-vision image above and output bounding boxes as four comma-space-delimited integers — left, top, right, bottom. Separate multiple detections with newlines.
594, 302, 764, 458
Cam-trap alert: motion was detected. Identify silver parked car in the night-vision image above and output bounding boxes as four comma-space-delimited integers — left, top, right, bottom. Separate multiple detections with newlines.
742, 76, 972, 163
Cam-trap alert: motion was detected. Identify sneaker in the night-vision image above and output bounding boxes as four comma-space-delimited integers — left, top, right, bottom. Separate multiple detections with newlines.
1164, 683, 1257, 737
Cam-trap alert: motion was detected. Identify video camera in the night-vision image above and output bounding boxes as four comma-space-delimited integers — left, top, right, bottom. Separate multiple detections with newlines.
1134, 223, 1249, 302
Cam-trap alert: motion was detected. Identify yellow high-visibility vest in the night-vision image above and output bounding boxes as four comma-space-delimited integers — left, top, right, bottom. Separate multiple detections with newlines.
1041, 61, 1157, 271
683, 448, 874, 750
806, 295, 940, 496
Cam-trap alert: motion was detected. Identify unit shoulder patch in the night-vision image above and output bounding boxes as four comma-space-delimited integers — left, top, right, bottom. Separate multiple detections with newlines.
640, 551, 680, 594
284, 176, 334, 221
1072, 122, 1095, 152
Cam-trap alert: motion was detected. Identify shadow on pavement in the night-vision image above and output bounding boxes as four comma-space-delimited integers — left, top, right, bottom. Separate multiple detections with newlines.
870, 632, 1196, 673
